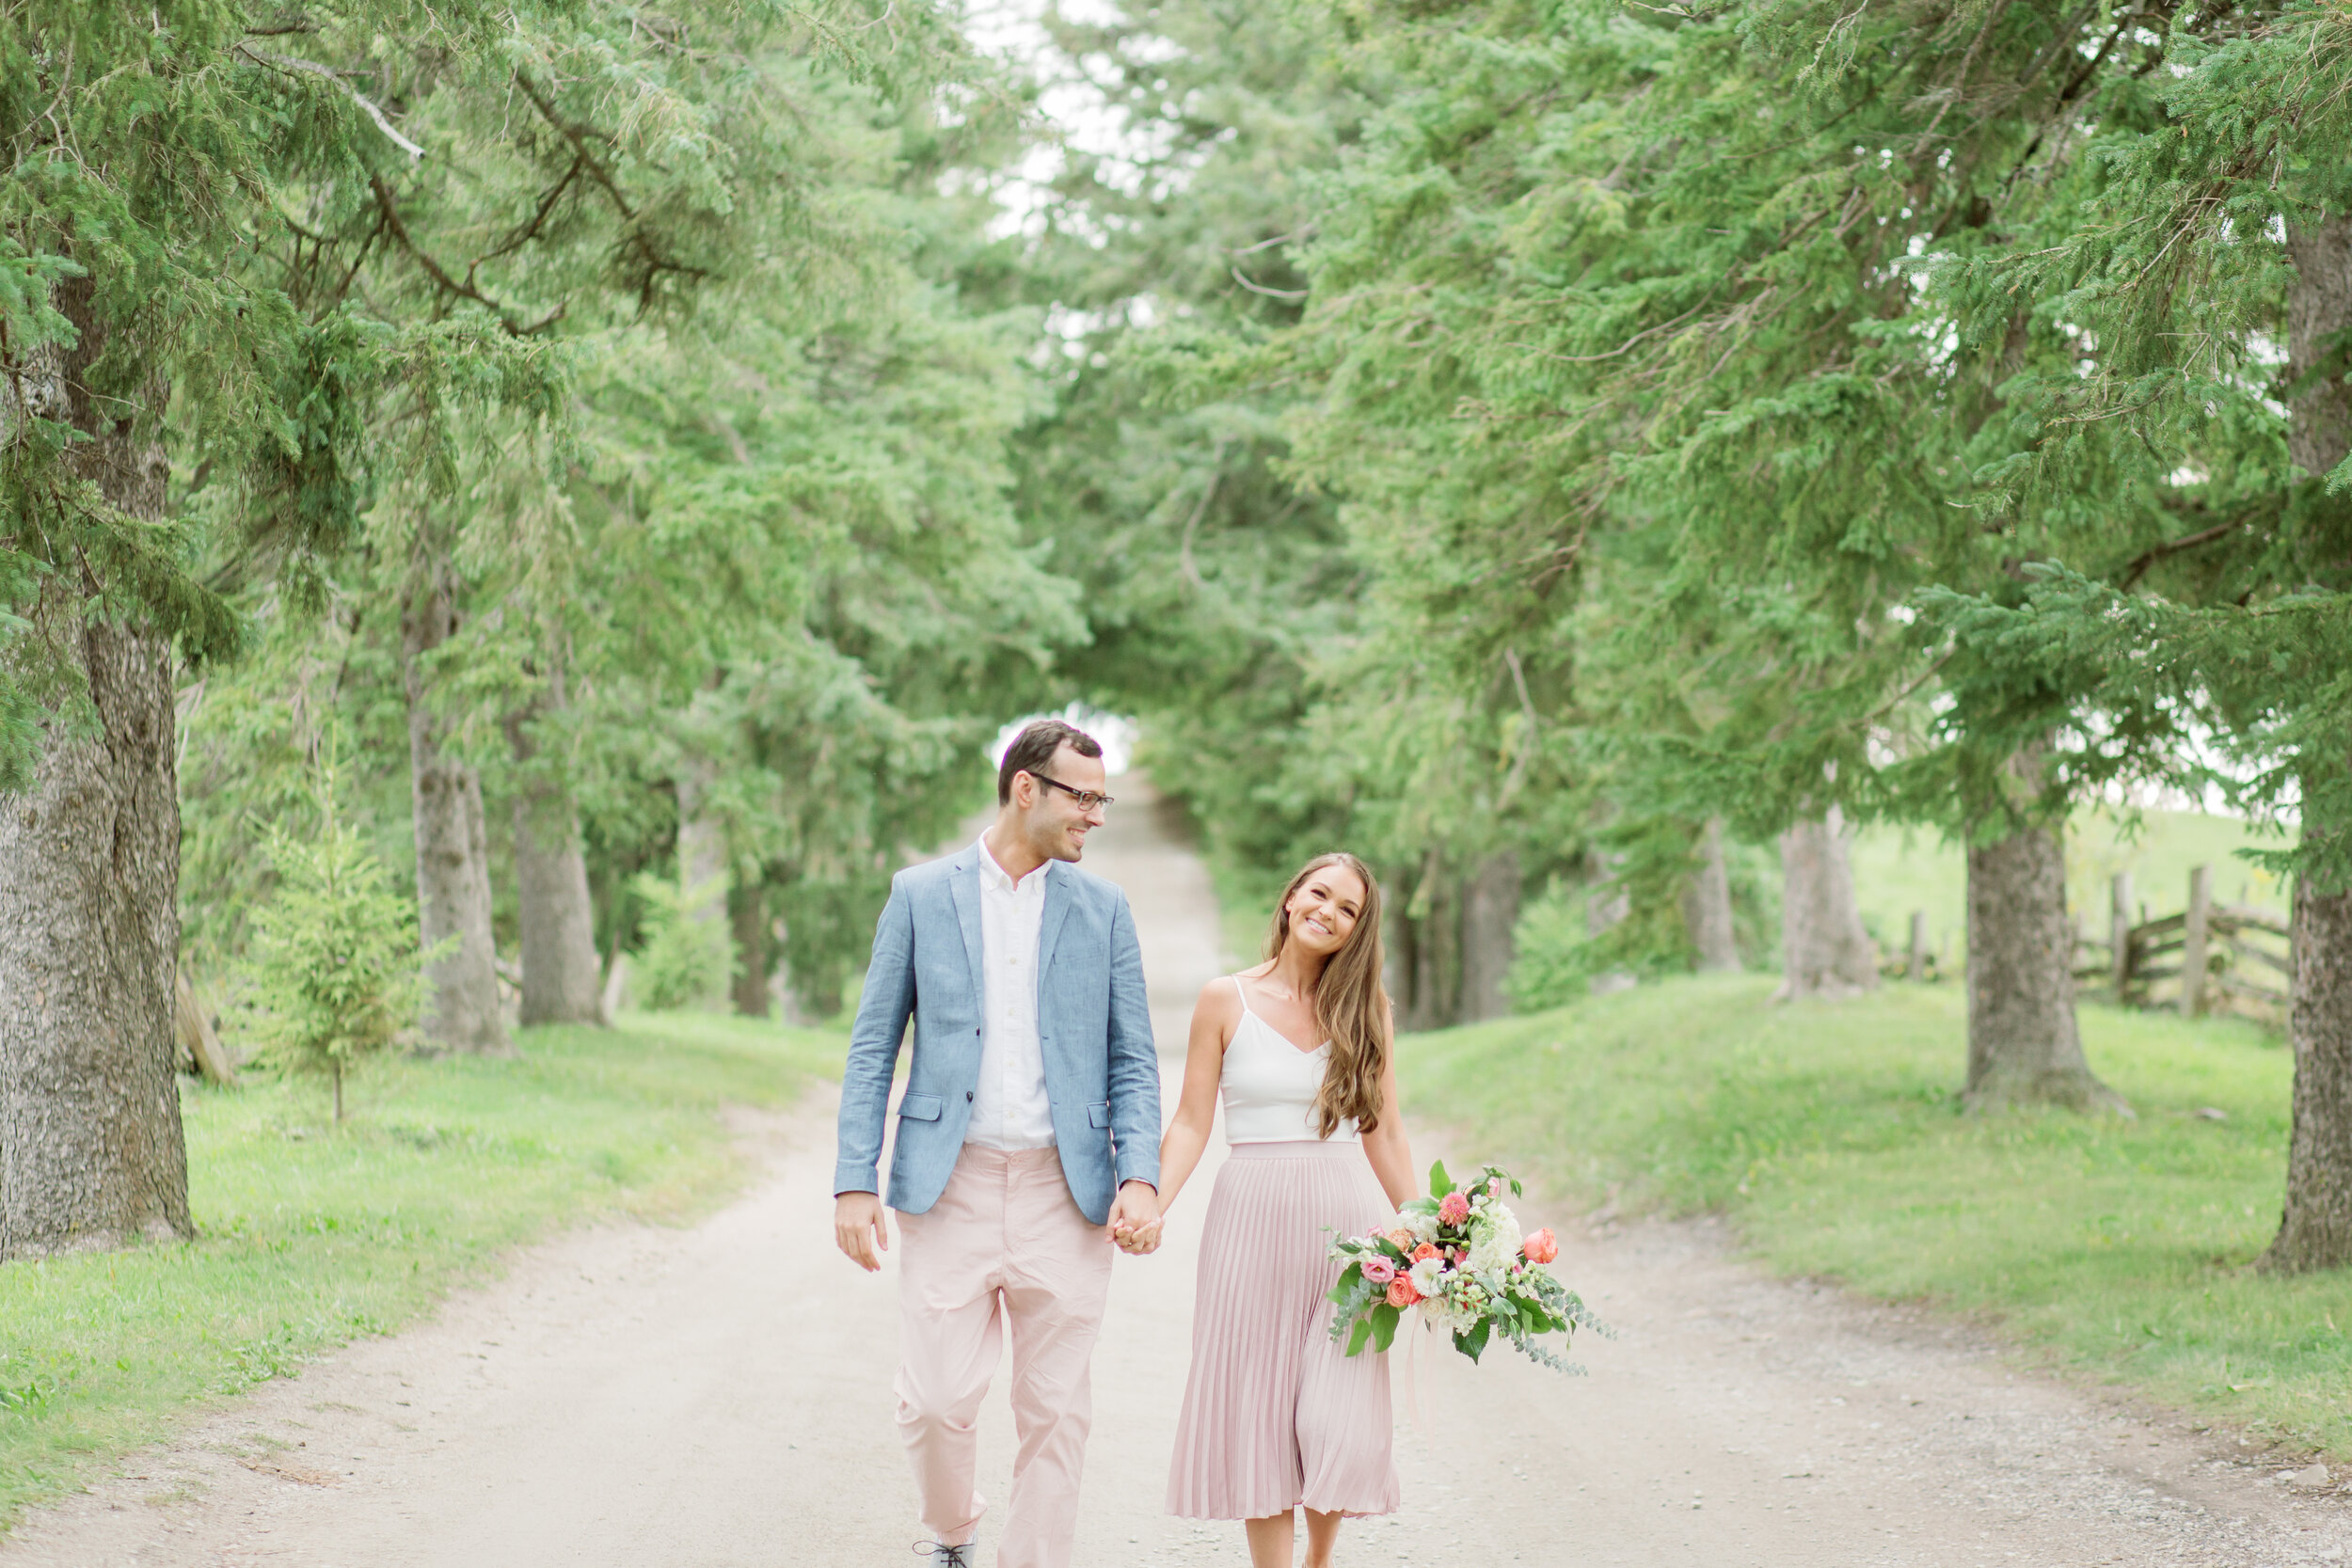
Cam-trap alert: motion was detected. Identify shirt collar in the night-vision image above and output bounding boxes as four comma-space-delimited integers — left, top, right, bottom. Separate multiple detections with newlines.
975, 836, 1047, 895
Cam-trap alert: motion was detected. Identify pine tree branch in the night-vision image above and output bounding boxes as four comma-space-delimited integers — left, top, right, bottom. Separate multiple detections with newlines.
2119, 514, 2253, 588
234, 45, 423, 160
366, 173, 564, 336
509, 71, 711, 309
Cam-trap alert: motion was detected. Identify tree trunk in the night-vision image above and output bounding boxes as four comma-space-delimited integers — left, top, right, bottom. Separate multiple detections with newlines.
2259, 214, 2352, 1270
1397, 852, 1459, 1032
1963, 817, 2119, 1111
403, 550, 508, 1054
1586, 850, 1636, 995
2261, 874, 2352, 1272
1683, 817, 1740, 973
0, 274, 192, 1259
729, 879, 771, 1019
673, 753, 731, 1010
1459, 850, 1519, 1022
504, 691, 601, 1027
1775, 806, 1877, 1000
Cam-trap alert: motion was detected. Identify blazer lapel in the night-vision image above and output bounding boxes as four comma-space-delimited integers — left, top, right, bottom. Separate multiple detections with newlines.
947, 850, 986, 1008
1036, 861, 1076, 987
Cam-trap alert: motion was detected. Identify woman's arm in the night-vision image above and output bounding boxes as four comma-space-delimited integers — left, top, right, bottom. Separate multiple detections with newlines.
1128, 979, 1237, 1250
1359, 1045, 1417, 1212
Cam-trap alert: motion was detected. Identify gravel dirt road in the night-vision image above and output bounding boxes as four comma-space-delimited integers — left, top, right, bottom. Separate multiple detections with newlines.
9, 779, 2352, 1566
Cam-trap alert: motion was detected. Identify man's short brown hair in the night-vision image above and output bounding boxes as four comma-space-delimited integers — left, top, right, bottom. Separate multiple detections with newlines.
998, 718, 1104, 805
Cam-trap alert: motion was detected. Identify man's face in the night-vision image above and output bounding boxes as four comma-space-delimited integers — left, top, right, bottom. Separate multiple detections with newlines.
1017, 743, 1109, 863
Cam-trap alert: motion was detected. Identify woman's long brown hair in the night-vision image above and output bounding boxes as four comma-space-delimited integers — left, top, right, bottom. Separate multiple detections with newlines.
1264, 852, 1392, 1138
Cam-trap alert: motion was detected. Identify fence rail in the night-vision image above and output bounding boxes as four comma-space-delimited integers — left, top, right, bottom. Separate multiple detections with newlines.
1896, 864, 2292, 1028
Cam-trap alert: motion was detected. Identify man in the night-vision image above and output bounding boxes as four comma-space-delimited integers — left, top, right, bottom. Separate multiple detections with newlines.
834, 718, 1163, 1568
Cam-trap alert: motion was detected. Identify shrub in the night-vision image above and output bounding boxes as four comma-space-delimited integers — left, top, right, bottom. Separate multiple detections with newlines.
628, 872, 735, 1010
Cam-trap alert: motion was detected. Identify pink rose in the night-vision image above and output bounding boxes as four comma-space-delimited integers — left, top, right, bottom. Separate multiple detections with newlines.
1360, 1258, 1397, 1285
1438, 1192, 1471, 1227
1521, 1227, 1558, 1264
1411, 1242, 1439, 1262
1386, 1277, 1420, 1308
1387, 1227, 1416, 1249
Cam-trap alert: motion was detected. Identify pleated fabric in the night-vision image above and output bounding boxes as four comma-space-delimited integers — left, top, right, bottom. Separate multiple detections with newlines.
1166, 1140, 1401, 1520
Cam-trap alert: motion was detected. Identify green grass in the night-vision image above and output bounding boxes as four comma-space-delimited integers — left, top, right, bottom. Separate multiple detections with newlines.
0, 1011, 843, 1525
1403, 974, 2352, 1454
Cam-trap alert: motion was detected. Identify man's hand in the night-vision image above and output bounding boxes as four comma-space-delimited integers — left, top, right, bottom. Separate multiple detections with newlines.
834, 1191, 890, 1272
1107, 1180, 1162, 1255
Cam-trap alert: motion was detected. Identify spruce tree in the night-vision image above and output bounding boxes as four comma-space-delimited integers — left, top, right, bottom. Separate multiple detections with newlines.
0, 1, 446, 1257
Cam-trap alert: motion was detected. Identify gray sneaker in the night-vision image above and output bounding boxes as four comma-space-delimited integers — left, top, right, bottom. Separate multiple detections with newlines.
912, 1536, 975, 1567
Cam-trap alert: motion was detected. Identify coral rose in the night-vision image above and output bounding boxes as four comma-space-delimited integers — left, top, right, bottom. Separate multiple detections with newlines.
1411, 1242, 1439, 1261
1385, 1277, 1420, 1308
1438, 1191, 1471, 1226
1521, 1227, 1559, 1264
1360, 1258, 1397, 1285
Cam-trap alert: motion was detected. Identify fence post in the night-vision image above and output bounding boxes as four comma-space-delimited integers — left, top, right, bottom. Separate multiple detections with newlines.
1907, 911, 1927, 981
2110, 873, 2132, 999
2181, 863, 2212, 1018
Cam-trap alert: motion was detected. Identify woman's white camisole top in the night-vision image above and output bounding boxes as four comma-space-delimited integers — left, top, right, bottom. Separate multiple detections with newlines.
1219, 975, 1359, 1144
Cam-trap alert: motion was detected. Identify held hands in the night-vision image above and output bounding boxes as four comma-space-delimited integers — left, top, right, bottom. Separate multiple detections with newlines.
1107, 1180, 1164, 1256
834, 1191, 891, 1272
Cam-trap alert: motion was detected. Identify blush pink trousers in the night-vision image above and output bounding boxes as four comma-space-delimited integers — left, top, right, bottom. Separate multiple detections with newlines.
894, 1146, 1113, 1568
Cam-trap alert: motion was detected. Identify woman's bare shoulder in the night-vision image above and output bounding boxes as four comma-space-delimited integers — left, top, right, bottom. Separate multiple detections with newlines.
1193, 974, 1245, 1014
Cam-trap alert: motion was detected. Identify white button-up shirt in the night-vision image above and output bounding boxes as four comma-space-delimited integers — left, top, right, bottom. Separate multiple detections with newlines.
966, 837, 1056, 1150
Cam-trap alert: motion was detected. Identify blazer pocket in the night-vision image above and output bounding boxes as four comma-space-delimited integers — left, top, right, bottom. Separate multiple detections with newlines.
899, 1093, 945, 1122
1086, 1101, 1112, 1130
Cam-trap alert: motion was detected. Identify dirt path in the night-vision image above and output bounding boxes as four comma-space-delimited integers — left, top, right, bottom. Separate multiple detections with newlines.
10, 781, 2352, 1565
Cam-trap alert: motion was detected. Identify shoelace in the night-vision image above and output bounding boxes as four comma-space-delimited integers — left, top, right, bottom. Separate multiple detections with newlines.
912, 1538, 973, 1567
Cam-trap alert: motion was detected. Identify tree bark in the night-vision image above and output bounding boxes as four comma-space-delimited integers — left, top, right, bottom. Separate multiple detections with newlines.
504, 689, 601, 1027
0, 274, 192, 1259
673, 753, 731, 1010
1774, 806, 1877, 1000
403, 549, 508, 1053
1586, 850, 1636, 995
2261, 874, 2352, 1272
1395, 852, 1459, 1032
1683, 816, 1741, 973
2259, 214, 2352, 1270
1458, 850, 1519, 1022
1963, 816, 2119, 1111
729, 879, 771, 1019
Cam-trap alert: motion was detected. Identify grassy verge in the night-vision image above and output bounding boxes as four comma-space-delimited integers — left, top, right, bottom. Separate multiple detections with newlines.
1402, 975, 2352, 1454
0, 1011, 843, 1526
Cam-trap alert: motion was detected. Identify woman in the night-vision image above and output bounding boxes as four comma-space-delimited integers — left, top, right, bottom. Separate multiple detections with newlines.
1136, 851, 1418, 1568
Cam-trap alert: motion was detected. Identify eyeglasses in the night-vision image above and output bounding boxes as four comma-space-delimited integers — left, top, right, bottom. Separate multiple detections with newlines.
1031, 773, 1115, 812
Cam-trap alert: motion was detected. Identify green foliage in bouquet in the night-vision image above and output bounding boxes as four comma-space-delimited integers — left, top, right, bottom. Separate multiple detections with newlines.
1327, 1162, 1603, 1371
237, 749, 440, 1123
628, 874, 737, 1012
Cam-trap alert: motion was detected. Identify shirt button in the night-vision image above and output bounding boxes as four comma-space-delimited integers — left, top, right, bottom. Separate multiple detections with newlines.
966, 1091, 975, 1102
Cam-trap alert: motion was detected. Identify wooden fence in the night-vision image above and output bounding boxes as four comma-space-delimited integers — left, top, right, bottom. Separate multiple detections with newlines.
1896, 864, 2293, 1027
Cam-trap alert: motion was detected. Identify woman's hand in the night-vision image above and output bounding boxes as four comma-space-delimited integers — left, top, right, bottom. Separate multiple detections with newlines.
1107, 1180, 1163, 1253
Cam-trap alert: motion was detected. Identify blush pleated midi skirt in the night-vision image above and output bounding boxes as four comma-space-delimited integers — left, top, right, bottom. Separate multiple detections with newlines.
1166, 1140, 1401, 1520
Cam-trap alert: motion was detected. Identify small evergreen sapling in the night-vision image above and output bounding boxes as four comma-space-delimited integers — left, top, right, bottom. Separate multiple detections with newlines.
238, 753, 438, 1123
628, 872, 737, 1013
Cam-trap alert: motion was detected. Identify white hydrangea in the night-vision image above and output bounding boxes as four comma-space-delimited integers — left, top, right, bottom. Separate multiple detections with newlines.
1406, 1209, 1443, 1244
1466, 1203, 1522, 1277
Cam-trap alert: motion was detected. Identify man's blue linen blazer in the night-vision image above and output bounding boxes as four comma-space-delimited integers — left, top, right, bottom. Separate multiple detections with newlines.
834, 845, 1162, 1226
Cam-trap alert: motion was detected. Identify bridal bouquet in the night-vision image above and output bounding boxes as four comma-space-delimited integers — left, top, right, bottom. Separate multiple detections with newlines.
1327, 1163, 1597, 1371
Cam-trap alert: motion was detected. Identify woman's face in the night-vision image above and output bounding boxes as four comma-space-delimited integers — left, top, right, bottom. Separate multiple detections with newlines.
1285, 863, 1367, 959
